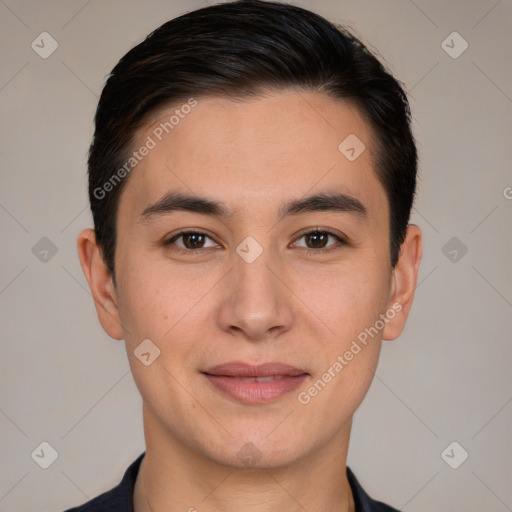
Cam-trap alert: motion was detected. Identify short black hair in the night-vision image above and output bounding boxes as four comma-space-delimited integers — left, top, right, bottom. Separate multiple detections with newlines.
88, 0, 417, 276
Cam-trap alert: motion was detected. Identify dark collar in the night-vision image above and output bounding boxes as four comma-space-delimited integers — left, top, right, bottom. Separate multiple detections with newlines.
63, 452, 399, 512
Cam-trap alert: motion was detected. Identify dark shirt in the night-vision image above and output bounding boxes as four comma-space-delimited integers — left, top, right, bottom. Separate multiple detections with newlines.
63, 453, 400, 512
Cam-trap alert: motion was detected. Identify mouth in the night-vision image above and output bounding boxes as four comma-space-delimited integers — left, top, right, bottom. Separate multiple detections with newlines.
202, 362, 309, 404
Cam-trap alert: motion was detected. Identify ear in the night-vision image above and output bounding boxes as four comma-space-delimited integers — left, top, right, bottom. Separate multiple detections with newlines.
77, 228, 124, 340
382, 224, 422, 341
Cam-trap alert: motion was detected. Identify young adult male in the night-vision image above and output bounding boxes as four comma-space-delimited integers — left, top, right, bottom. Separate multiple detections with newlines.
66, 1, 422, 511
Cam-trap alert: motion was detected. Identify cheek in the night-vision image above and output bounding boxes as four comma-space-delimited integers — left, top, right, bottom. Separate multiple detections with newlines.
114, 265, 204, 411
114, 257, 218, 365
297, 281, 386, 431
116, 272, 167, 341
294, 258, 392, 409
294, 258, 391, 336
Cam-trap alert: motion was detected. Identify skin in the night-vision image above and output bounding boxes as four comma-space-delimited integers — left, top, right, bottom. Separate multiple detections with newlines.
78, 90, 422, 512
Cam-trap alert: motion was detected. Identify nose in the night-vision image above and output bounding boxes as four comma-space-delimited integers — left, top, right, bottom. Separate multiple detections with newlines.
216, 246, 293, 342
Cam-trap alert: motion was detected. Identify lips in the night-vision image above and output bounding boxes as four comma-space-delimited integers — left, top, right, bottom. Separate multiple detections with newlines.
202, 362, 309, 404
204, 362, 308, 378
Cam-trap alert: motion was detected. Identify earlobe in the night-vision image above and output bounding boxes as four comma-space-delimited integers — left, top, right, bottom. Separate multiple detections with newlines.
77, 228, 124, 340
382, 224, 422, 341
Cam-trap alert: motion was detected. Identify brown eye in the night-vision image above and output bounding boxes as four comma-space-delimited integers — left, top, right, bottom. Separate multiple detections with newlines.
292, 230, 347, 253
182, 233, 206, 249
304, 231, 330, 249
166, 231, 218, 250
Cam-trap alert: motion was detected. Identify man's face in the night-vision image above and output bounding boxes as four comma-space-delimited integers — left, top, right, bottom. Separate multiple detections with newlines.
108, 91, 400, 467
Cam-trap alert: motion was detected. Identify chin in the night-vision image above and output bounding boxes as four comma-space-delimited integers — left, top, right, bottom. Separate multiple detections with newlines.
198, 430, 309, 471
212, 447, 301, 471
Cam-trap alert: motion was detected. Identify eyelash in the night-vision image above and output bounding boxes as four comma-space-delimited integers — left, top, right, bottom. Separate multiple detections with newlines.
163, 229, 348, 256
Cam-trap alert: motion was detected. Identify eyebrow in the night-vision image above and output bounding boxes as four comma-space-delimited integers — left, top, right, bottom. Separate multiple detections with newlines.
278, 191, 366, 220
139, 191, 367, 222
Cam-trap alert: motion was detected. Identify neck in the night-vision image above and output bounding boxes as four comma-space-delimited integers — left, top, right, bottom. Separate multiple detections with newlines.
134, 403, 354, 512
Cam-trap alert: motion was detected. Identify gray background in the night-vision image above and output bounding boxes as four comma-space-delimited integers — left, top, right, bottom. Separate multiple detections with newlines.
1, 0, 511, 510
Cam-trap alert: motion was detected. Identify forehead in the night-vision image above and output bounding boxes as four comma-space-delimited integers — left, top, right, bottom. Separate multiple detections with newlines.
120, 91, 386, 221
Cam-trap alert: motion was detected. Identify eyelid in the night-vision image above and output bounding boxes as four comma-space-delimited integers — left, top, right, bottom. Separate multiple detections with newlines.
292, 226, 348, 244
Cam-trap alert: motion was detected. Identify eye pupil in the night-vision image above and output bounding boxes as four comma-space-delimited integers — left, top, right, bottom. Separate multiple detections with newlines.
184, 233, 205, 249
306, 232, 328, 248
